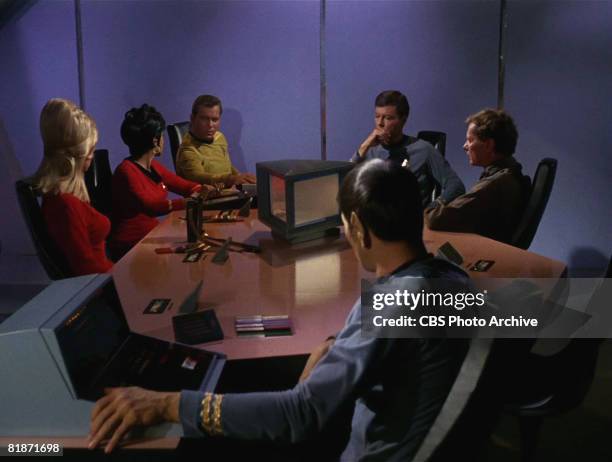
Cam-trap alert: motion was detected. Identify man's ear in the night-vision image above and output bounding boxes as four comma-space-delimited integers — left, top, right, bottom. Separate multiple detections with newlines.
350, 212, 371, 249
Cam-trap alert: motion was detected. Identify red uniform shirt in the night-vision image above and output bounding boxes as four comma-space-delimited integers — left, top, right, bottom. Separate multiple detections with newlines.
109, 159, 200, 260
42, 193, 113, 276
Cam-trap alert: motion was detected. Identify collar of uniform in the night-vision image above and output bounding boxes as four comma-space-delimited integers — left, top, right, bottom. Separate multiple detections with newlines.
377, 252, 435, 283
127, 158, 162, 183
188, 131, 216, 145
481, 156, 519, 179
383, 134, 414, 150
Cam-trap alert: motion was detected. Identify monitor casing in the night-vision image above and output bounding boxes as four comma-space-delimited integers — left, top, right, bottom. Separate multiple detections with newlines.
0, 274, 225, 437
256, 159, 353, 244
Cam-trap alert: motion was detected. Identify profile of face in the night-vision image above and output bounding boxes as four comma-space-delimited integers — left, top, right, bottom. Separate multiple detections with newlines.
154, 135, 164, 157
374, 105, 405, 145
79, 125, 98, 173
190, 105, 221, 142
463, 123, 495, 167
82, 148, 95, 172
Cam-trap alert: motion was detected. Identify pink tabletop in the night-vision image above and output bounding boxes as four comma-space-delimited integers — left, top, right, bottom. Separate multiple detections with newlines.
112, 211, 566, 360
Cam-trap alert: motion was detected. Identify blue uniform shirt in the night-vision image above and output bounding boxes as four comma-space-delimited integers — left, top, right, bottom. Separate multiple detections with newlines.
351, 136, 465, 207
181, 257, 471, 461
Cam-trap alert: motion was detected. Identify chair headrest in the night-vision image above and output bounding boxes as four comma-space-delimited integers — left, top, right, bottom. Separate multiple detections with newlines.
167, 122, 190, 169
417, 130, 447, 157
510, 158, 558, 250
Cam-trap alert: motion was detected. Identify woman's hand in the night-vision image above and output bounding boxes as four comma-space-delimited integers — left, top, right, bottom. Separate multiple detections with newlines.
191, 184, 220, 200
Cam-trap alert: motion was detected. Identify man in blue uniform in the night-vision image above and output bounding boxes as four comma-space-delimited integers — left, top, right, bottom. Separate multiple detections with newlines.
352, 90, 465, 207
88, 160, 472, 461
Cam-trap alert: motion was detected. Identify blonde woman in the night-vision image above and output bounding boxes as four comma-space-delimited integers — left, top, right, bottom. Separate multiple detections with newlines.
32, 98, 113, 275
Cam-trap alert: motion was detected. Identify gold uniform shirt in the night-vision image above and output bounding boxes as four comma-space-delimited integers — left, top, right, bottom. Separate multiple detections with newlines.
176, 131, 239, 185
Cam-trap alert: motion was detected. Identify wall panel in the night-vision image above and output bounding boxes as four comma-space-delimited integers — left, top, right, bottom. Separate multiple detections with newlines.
0, 0, 79, 255
81, 0, 321, 173
326, 0, 499, 187
504, 0, 612, 270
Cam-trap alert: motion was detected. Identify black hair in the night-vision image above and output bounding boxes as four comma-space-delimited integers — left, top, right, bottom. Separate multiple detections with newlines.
338, 159, 424, 248
375, 90, 410, 120
120, 104, 166, 157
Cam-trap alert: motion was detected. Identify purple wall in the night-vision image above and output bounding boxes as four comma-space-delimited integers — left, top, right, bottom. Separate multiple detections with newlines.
80, 0, 320, 173
0, 0, 610, 274
326, 0, 499, 187
0, 0, 79, 255
504, 0, 612, 272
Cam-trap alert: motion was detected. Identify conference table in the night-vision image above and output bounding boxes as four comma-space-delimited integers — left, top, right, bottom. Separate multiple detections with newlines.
0, 210, 566, 452
111, 210, 567, 361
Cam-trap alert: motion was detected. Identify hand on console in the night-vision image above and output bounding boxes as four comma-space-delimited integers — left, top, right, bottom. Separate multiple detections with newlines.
88, 386, 180, 454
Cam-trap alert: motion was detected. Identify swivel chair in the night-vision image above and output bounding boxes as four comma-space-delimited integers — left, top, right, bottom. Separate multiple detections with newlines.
504, 255, 611, 462
417, 131, 447, 201
417, 130, 447, 157
167, 121, 190, 170
84, 149, 112, 217
14, 180, 70, 280
511, 158, 557, 250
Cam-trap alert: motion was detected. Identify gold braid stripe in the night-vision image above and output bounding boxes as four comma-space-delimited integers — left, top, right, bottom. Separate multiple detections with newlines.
212, 394, 224, 435
200, 392, 213, 434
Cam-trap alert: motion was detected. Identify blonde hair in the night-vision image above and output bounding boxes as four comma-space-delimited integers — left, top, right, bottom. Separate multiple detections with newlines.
32, 98, 98, 202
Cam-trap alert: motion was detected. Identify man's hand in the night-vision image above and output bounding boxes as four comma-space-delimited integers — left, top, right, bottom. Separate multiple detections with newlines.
358, 128, 387, 158
241, 173, 257, 184
226, 173, 256, 186
299, 337, 335, 382
88, 387, 180, 454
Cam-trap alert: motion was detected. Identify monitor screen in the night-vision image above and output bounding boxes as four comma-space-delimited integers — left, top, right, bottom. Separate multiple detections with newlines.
57, 282, 129, 397
294, 173, 340, 227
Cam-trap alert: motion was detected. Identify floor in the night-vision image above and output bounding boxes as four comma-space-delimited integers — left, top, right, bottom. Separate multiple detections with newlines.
484, 340, 612, 461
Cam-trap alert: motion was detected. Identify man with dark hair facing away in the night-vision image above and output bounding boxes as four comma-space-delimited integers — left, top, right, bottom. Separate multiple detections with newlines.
88, 159, 477, 461
425, 108, 531, 244
352, 90, 465, 207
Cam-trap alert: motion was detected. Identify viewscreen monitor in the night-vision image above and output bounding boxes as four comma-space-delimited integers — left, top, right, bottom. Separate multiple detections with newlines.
257, 159, 354, 243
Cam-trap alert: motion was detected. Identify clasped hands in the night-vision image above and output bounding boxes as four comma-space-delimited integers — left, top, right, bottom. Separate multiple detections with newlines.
358, 127, 393, 158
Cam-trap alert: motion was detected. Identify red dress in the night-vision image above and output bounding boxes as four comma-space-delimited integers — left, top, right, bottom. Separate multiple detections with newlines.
41, 193, 113, 276
109, 159, 200, 260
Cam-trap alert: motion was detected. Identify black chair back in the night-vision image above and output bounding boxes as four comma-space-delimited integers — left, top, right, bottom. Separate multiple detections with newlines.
541, 256, 612, 410
84, 149, 112, 217
415, 339, 500, 461
511, 158, 557, 250
417, 130, 447, 157
504, 257, 610, 462
417, 130, 447, 201
14, 180, 70, 280
167, 122, 190, 169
